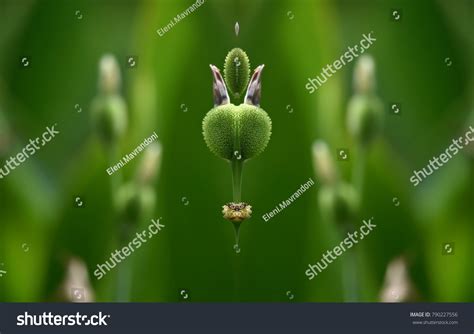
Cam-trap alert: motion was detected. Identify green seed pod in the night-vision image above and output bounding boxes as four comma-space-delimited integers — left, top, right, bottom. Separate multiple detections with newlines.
224, 48, 250, 101
116, 182, 155, 226
318, 182, 359, 227
346, 94, 383, 145
202, 103, 272, 161
91, 94, 127, 145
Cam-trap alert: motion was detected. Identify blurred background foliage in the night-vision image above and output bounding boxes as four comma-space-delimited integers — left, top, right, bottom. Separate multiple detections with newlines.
0, 0, 472, 302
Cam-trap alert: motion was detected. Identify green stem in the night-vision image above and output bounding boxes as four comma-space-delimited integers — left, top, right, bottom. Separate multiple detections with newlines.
341, 224, 358, 302
352, 144, 366, 198
115, 254, 132, 301
108, 144, 122, 208
115, 222, 134, 301
231, 160, 243, 202
232, 222, 241, 245
108, 143, 132, 301
231, 160, 243, 245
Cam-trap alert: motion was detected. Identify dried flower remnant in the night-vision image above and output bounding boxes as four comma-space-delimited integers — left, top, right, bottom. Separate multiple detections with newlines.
222, 202, 252, 222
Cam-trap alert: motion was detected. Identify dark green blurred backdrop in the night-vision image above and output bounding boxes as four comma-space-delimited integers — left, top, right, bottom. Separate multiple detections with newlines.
0, 0, 472, 302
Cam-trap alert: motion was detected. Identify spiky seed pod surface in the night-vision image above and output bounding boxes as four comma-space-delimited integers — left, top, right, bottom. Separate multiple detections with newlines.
116, 182, 155, 226
224, 48, 250, 101
318, 183, 359, 227
202, 104, 272, 161
347, 94, 383, 145
91, 94, 127, 145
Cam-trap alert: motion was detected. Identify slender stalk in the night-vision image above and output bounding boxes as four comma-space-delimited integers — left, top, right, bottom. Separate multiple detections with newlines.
341, 226, 358, 302
108, 144, 133, 301
230, 160, 243, 246
108, 144, 122, 208
115, 224, 133, 301
230, 156, 244, 300
352, 144, 366, 198
231, 160, 243, 202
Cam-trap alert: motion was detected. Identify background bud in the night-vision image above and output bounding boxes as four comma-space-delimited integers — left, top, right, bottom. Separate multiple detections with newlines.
91, 94, 128, 145
379, 256, 418, 302
318, 182, 359, 226
116, 182, 155, 226
224, 48, 250, 101
312, 140, 338, 185
353, 55, 376, 95
136, 142, 162, 185
346, 94, 383, 145
56, 256, 95, 302
202, 104, 272, 161
99, 54, 121, 95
